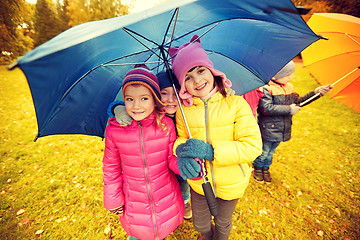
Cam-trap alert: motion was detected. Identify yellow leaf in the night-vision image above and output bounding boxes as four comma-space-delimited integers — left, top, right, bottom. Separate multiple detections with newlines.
35, 230, 44, 235
317, 230, 324, 236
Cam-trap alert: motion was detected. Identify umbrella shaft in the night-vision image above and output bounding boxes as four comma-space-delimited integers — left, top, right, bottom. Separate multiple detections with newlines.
332, 67, 360, 86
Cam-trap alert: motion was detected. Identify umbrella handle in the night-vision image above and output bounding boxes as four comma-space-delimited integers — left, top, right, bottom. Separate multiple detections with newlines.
202, 179, 219, 216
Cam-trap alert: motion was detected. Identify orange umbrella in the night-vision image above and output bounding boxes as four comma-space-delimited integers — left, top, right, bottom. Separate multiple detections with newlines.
301, 13, 360, 113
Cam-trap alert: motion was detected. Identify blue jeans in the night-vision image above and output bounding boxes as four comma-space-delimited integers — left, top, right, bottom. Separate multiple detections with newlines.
176, 174, 190, 204
252, 141, 281, 168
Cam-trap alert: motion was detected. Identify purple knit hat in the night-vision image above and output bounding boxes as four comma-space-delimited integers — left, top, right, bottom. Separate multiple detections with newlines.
122, 64, 165, 108
169, 34, 232, 106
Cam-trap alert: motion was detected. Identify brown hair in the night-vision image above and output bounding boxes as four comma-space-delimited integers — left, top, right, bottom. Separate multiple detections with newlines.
214, 76, 227, 97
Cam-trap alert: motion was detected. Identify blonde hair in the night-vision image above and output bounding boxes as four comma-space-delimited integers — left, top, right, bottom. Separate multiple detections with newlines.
154, 107, 168, 133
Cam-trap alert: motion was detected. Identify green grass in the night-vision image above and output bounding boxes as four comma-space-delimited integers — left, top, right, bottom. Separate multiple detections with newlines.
0, 62, 359, 239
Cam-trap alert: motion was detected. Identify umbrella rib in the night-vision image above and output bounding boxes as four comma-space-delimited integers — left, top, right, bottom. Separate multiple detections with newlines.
346, 33, 360, 46
304, 50, 360, 67
122, 27, 163, 60
167, 8, 179, 50
206, 50, 267, 84
47, 53, 163, 127
168, 22, 220, 61
104, 61, 164, 66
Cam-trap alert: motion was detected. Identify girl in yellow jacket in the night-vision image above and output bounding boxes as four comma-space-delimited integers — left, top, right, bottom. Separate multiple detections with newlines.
170, 34, 262, 240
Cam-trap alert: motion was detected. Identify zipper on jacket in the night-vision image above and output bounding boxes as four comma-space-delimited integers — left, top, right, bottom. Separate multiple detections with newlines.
139, 121, 159, 239
203, 99, 217, 198
238, 164, 246, 177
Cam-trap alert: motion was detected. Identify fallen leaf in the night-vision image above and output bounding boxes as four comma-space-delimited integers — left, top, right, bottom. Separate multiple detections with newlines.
35, 230, 44, 235
19, 218, 30, 226
17, 209, 25, 215
104, 226, 111, 236
7, 179, 12, 183
293, 212, 300, 217
317, 230, 324, 236
48, 215, 55, 222
334, 208, 341, 217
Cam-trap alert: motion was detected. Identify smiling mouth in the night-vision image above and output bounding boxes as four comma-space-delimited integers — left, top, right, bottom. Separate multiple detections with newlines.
132, 111, 144, 115
166, 105, 177, 108
195, 83, 207, 91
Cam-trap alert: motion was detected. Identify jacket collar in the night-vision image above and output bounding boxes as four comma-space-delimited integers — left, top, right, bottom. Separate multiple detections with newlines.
130, 112, 158, 127
109, 112, 159, 127
191, 91, 224, 106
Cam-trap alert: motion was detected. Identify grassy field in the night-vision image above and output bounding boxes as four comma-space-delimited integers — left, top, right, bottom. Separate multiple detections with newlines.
0, 62, 359, 240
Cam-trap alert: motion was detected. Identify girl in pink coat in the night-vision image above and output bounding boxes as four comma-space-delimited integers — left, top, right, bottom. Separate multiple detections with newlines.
102, 65, 184, 240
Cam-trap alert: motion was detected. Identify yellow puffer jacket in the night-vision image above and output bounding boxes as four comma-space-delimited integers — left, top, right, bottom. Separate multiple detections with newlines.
174, 91, 262, 200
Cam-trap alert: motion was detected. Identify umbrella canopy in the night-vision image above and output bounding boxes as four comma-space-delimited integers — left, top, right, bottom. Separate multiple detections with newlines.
301, 13, 360, 113
9, 0, 320, 138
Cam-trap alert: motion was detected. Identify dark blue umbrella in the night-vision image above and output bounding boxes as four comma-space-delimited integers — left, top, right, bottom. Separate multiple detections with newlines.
9, 0, 320, 139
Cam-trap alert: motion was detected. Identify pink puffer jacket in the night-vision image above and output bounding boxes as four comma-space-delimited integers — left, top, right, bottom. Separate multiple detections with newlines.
103, 113, 184, 240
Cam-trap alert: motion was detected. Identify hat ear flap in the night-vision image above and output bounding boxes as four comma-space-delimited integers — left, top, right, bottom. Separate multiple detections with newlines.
169, 47, 179, 57
190, 34, 201, 43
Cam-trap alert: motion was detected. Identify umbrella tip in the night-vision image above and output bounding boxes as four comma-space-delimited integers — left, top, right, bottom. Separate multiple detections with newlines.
317, 34, 329, 40
7, 60, 18, 70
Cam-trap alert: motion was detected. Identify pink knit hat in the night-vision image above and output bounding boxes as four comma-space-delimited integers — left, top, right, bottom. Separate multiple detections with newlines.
169, 34, 232, 106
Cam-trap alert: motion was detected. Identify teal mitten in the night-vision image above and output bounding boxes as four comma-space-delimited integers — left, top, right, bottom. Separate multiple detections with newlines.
180, 138, 214, 161
176, 144, 201, 180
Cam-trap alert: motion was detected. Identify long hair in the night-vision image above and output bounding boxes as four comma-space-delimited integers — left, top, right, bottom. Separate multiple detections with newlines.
154, 107, 168, 133
214, 76, 227, 97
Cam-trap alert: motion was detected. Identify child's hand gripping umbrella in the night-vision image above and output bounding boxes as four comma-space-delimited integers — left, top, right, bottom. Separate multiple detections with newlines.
176, 138, 219, 217
162, 54, 220, 216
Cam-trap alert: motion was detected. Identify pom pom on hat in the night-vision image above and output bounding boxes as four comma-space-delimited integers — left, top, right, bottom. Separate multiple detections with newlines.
122, 64, 165, 108
273, 61, 295, 80
169, 34, 232, 106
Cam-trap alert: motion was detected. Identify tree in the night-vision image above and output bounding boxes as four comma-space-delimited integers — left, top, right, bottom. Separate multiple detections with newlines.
0, 0, 34, 63
33, 0, 60, 47
56, 0, 71, 32
327, 0, 360, 17
67, 0, 129, 27
292, 0, 360, 17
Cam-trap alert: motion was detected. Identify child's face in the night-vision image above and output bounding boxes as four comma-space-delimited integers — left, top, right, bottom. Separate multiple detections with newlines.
124, 85, 155, 121
273, 74, 292, 85
160, 87, 178, 115
184, 66, 215, 99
